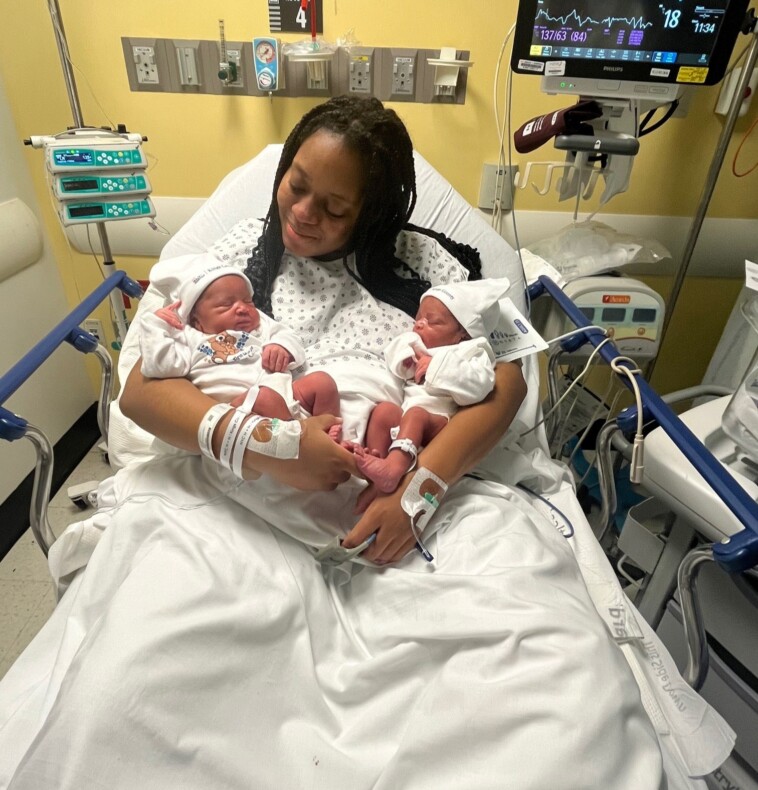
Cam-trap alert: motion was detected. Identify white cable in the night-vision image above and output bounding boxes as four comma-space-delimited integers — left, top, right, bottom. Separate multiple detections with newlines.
565, 373, 615, 467
610, 355, 645, 484
521, 336, 614, 437
546, 325, 608, 347
553, 387, 581, 459
492, 24, 515, 233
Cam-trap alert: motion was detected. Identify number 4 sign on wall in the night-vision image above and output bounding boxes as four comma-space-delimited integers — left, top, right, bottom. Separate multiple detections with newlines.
268, 0, 323, 34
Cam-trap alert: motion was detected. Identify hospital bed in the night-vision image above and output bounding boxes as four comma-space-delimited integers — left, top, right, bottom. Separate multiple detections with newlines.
0, 147, 750, 789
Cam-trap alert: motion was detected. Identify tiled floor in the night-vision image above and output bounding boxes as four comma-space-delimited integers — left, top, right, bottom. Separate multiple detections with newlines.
0, 444, 113, 679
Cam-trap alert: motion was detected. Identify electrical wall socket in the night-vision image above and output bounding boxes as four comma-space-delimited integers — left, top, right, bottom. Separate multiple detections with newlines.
82, 319, 105, 344
122, 38, 171, 92
478, 163, 519, 211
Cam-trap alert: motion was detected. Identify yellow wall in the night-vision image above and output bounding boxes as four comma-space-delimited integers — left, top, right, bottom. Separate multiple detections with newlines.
1, 1, 756, 394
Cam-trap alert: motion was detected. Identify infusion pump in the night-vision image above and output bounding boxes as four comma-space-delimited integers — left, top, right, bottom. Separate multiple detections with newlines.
535, 276, 666, 361
28, 130, 155, 226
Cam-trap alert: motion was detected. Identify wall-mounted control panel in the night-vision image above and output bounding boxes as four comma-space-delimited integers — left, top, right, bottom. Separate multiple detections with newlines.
122, 38, 470, 104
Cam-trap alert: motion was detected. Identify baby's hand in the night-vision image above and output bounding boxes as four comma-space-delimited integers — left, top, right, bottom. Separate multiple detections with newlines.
414, 353, 432, 384
155, 301, 184, 330
262, 343, 293, 372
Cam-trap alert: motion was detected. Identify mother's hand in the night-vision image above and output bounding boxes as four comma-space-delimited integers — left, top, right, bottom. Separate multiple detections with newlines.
244, 414, 360, 491
342, 483, 417, 564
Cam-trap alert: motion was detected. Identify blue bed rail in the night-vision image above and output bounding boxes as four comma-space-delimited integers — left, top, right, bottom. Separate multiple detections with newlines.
0, 270, 143, 441
528, 275, 758, 574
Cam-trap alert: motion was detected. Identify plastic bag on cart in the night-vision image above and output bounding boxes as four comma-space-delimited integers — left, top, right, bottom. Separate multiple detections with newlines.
526, 220, 670, 281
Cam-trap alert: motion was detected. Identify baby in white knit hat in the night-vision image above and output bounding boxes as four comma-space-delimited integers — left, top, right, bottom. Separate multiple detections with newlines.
140, 254, 341, 430
354, 277, 512, 494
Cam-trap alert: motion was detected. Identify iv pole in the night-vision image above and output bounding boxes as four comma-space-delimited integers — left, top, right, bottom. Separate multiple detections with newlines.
43, 0, 133, 345
649, 10, 758, 379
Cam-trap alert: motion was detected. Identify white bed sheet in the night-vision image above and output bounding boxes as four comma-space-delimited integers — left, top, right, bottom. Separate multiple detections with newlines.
0, 147, 736, 788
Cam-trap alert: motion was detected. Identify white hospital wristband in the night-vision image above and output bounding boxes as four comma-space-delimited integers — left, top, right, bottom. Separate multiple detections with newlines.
197, 403, 233, 461
219, 408, 248, 471
231, 414, 265, 478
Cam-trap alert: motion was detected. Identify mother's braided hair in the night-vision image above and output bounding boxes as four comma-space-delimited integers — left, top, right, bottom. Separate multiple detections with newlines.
245, 96, 480, 318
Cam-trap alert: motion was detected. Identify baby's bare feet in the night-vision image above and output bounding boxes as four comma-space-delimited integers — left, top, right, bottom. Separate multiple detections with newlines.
355, 452, 409, 494
327, 423, 343, 442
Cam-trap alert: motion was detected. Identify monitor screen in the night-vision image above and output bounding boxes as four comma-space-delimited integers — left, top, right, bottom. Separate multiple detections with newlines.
511, 0, 749, 99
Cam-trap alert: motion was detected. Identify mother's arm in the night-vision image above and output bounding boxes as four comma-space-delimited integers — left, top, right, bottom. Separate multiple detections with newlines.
342, 360, 527, 562
120, 360, 359, 490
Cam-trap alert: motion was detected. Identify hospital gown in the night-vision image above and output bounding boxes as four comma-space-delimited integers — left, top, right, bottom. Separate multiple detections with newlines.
0, 219, 732, 790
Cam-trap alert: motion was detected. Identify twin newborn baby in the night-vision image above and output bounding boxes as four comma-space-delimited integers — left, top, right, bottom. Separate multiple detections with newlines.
140, 255, 510, 494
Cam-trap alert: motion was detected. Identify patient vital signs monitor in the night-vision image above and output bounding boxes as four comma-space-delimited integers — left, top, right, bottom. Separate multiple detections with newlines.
511, 0, 750, 100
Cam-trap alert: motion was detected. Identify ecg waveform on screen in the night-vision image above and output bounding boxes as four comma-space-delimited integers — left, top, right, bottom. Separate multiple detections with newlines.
535, 8, 654, 29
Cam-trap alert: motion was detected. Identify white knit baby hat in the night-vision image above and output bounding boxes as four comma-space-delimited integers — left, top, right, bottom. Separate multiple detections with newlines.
420, 277, 511, 339
176, 264, 253, 323
149, 252, 254, 323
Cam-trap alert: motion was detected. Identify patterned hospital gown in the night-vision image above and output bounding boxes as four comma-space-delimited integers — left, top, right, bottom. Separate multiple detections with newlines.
209, 219, 470, 440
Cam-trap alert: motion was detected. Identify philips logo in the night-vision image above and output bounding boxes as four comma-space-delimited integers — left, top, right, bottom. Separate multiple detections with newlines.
514, 319, 528, 334
603, 66, 623, 72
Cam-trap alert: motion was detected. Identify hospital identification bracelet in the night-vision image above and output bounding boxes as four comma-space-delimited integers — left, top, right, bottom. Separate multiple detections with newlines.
197, 403, 234, 461
197, 404, 302, 477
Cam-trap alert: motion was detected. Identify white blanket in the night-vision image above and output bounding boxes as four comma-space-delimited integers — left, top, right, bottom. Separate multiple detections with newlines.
0, 451, 734, 789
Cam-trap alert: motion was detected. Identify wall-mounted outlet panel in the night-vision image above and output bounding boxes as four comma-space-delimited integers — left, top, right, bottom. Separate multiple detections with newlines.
346, 47, 375, 94
478, 163, 518, 211
419, 49, 470, 104
382, 49, 417, 102
122, 39, 470, 104
199, 40, 253, 94
122, 38, 172, 92
168, 40, 203, 91
285, 56, 333, 97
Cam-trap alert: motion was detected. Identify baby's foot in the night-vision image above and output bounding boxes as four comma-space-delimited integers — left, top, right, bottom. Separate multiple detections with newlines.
327, 423, 343, 442
355, 452, 409, 494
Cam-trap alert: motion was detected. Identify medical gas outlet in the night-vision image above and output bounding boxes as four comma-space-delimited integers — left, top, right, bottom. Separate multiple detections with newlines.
123, 38, 471, 104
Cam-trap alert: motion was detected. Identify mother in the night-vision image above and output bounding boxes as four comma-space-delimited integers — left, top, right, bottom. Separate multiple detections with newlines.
0, 96, 667, 789
122, 94, 529, 563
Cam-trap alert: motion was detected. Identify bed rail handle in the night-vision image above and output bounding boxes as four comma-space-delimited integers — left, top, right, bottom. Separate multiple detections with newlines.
0, 270, 142, 417
528, 275, 758, 574
0, 270, 142, 555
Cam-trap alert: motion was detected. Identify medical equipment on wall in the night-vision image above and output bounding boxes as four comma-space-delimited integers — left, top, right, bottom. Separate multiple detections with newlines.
508, 0, 751, 205
217, 19, 241, 86
253, 37, 285, 91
